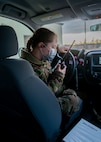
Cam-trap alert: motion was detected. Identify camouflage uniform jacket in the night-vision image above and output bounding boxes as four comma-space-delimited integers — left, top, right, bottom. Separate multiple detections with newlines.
20, 48, 65, 95
20, 48, 81, 117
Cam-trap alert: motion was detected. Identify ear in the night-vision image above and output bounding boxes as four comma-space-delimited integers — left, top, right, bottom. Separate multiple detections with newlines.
30, 46, 33, 52
38, 42, 45, 48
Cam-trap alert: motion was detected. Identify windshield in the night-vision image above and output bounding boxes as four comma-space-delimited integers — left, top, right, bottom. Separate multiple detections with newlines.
44, 18, 101, 51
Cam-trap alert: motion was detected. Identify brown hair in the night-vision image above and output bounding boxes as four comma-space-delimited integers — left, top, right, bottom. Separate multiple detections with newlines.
27, 27, 57, 52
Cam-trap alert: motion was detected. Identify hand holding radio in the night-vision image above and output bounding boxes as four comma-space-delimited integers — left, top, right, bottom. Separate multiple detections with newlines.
56, 63, 67, 75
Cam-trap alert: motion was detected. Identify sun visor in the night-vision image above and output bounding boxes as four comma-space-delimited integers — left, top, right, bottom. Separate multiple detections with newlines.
31, 8, 76, 25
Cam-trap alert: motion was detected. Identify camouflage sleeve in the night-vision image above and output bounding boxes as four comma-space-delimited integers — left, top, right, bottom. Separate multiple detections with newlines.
31, 62, 65, 96
33, 66, 48, 84
47, 70, 65, 96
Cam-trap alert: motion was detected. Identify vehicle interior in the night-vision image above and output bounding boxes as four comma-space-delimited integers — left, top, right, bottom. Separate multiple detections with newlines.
0, 0, 101, 141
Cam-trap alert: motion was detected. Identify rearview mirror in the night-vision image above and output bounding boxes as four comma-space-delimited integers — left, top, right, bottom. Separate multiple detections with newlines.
90, 23, 101, 31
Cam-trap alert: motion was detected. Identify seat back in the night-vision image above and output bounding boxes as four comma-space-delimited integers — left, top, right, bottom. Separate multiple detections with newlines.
0, 26, 62, 142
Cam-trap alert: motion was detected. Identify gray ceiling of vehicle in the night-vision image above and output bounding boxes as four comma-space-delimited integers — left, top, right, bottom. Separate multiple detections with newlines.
67, 0, 101, 20
0, 0, 101, 29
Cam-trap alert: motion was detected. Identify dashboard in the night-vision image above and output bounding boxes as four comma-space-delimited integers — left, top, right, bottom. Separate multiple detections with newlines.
84, 50, 101, 85
70, 49, 101, 86
63, 48, 101, 87
59, 48, 101, 95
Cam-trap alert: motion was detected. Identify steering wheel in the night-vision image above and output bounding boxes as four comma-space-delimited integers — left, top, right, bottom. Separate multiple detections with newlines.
63, 51, 76, 84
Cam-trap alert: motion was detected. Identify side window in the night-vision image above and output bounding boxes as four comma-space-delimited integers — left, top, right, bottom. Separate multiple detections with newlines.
0, 16, 33, 58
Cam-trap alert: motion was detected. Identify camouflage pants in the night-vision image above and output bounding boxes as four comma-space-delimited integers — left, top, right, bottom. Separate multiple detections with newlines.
58, 89, 80, 117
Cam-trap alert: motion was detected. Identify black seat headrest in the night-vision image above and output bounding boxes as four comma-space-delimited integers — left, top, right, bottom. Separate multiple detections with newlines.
0, 25, 18, 59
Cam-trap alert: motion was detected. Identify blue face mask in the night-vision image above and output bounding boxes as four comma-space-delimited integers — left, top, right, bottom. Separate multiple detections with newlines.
40, 44, 57, 61
48, 48, 57, 62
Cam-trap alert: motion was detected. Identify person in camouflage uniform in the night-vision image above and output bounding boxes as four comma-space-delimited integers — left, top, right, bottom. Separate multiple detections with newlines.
20, 27, 82, 118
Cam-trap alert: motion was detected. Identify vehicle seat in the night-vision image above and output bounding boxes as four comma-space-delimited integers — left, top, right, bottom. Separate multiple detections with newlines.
0, 26, 62, 142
